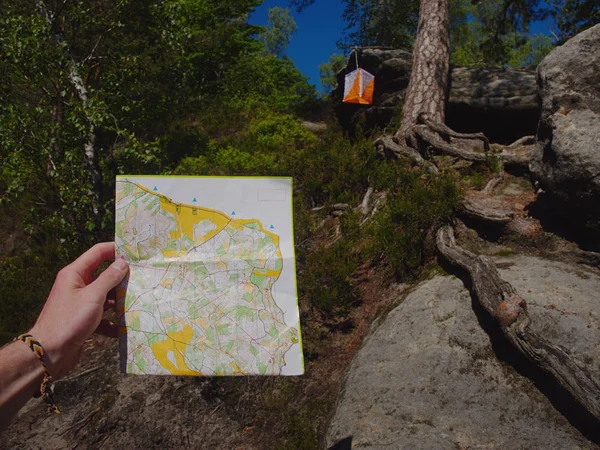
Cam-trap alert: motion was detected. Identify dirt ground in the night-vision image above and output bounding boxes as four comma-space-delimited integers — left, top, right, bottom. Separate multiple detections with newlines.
1, 266, 402, 450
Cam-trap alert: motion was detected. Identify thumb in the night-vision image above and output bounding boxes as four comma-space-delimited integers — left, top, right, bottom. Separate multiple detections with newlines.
87, 259, 129, 302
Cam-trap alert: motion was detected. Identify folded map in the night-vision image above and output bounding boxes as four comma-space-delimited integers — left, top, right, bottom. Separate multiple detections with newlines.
115, 176, 303, 376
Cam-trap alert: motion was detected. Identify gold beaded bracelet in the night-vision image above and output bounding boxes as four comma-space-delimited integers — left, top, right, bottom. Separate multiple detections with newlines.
14, 334, 61, 414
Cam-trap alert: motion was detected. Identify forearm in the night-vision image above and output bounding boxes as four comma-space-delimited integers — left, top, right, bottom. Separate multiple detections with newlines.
0, 243, 127, 425
0, 341, 44, 429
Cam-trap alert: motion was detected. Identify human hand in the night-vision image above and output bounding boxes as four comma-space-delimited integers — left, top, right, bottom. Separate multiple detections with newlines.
29, 242, 129, 379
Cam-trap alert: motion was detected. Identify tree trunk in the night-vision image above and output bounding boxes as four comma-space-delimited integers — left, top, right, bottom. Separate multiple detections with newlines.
36, 1, 103, 230
395, 0, 450, 144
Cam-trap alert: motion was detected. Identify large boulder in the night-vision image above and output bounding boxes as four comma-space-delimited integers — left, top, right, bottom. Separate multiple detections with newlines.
530, 24, 600, 216
334, 48, 539, 144
327, 255, 600, 449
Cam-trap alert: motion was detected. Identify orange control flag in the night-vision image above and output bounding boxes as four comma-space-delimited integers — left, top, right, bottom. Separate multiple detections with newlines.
343, 68, 375, 105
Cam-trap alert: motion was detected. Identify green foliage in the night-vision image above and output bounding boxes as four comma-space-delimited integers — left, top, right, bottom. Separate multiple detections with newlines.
295, 0, 554, 67
172, 113, 318, 176
451, 0, 554, 67
285, 126, 376, 206
0, 246, 74, 344
506, 33, 554, 67
338, 0, 420, 49
370, 171, 462, 278
172, 156, 211, 176
0, 0, 318, 340
550, 0, 600, 41
300, 239, 361, 314
247, 114, 318, 150
465, 169, 487, 190
0, 0, 269, 248
259, 7, 298, 58
214, 146, 277, 175
220, 55, 320, 116
172, 112, 462, 313
486, 153, 504, 174
319, 53, 347, 93
171, 113, 462, 316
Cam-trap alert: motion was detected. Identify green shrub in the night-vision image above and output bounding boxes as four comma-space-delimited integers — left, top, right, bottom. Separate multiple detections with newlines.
371, 170, 462, 278
464, 167, 486, 189
0, 249, 71, 345
172, 156, 211, 175
282, 126, 378, 207
213, 146, 277, 176
247, 114, 317, 151
300, 240, 360, 314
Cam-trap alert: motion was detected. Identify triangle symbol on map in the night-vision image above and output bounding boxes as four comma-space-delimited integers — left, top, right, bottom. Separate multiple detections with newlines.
270, 225, 275, 229
192, 197, 197, 203
231, 211, 236, 216
153, 186, 157, 191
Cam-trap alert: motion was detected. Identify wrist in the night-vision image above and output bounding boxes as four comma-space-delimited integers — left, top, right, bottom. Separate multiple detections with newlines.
26, 327, 67, 380
8, 341, 45, 398
12, 334, 62, 414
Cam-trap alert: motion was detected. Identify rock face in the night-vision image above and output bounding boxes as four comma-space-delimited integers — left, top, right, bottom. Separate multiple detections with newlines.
530, 24, 600, 215
327, 256, 600, 449
334, 48, 538, 144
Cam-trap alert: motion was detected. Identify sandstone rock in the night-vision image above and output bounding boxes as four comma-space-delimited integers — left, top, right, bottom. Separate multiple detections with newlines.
301, 120, 327, 133
334, 48, 539, 143
327, 256, 600, 449
530, 24, 600, 216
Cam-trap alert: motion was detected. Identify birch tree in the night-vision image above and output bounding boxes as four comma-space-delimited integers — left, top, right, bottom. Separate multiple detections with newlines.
36, 0, 103, 228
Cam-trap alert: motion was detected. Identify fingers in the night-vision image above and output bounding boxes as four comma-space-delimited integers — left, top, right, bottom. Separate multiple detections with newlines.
86, 259, 129, 304
69, 242, 116, 282
95, 319, 119, 339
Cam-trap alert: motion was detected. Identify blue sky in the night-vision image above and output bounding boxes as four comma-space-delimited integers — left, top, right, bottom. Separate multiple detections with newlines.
250, 0, 346, 92
249, 1, 553, 92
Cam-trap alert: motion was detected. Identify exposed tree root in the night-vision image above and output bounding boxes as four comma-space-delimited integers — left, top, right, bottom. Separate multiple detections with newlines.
358, 186, 387, 226
360, 191, 387, 226
550, 249, 600, 268
419, 115, 490, 152
461, 201, 513, 225
414, 124, 488, 162
375, 136, 438, 173
437, 225, 600, 423
508, 135, 535, 148
482, 174, 504, 195
379, 117, 534, 173
500, 146, 533, 171
460, 192, 514, 225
